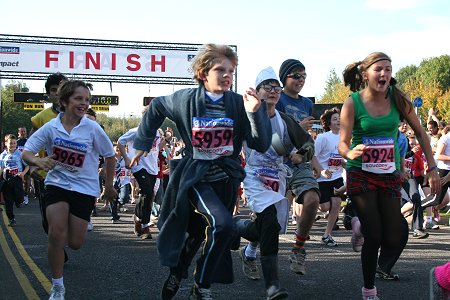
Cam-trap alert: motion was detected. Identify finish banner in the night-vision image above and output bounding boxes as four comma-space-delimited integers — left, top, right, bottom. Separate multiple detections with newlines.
0, 41, 197, 78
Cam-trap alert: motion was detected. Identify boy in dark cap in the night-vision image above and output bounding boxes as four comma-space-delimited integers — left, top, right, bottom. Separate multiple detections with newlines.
275, 59, 320, 275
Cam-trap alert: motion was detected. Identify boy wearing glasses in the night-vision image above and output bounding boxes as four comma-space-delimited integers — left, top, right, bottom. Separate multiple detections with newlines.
275, 59, 320, 275
235, 67, 314, 300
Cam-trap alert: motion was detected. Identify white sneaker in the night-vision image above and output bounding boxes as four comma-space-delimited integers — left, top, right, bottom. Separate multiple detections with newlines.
87, 222, 94, 232
49, 285, 65, 300
23, 196, 29, 205
425, 220, 440, 230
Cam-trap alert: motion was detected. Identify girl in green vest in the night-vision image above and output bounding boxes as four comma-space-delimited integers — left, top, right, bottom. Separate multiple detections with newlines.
339, 52, 440, 300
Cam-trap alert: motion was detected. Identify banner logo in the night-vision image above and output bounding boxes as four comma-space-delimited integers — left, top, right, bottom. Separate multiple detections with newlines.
0, 46, 20, 54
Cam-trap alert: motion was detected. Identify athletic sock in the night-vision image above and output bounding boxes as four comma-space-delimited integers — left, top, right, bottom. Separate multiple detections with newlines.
52, 276, 64, 287
292, 232, 307, 252
362, 286, 377, 298
245, 242, 257, 258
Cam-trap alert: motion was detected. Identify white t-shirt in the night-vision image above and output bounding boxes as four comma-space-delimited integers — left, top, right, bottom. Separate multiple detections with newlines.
436, 133, 450, 170
314, 131, 343, 182
118, 127, 161, 175
24, 114, 115, 197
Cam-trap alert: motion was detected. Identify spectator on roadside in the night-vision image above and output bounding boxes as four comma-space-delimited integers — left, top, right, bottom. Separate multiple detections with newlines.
16, 127, 28, 151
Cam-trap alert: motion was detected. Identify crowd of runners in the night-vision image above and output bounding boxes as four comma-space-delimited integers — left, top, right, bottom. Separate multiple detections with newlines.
1, 44, 449, 300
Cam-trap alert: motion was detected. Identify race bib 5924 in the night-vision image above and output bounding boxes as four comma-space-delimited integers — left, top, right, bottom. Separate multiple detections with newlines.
361, 137, 395, 174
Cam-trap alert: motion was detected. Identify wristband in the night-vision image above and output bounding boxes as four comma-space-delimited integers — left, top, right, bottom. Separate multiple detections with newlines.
428, 166, 438, 173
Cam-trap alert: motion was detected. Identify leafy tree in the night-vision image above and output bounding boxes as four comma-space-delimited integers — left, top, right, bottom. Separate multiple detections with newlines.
417, 55, 450, 93
318, 69, 350, 104
0, 81, 35, 139
436, 90, 450, 124
395, 65, 418, 89
402, 79, 443, 123
324, 69, 341, 93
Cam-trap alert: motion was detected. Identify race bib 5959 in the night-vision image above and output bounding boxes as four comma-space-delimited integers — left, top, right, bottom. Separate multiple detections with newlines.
192, 117, 234, 160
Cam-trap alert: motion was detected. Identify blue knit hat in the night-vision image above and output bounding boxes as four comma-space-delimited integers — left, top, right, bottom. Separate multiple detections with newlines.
279, 59, 305, 85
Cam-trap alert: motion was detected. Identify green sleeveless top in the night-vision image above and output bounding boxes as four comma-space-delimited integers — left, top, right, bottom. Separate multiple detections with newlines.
346, 90, 401, 171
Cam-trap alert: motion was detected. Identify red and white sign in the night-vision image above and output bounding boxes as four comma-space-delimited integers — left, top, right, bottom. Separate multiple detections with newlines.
0, 41, 197, 78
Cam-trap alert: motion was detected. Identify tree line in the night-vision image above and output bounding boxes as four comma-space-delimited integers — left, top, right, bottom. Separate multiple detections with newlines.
0, 81, 178, 142
2, 54, 449, 140
318, 54, 450, 124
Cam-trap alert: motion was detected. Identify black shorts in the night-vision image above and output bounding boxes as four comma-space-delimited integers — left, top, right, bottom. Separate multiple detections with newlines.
318, 178, 344, 204
43, 185, 95, 221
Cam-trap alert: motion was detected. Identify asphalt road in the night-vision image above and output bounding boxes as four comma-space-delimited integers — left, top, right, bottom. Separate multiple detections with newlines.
1, 198, 449, 300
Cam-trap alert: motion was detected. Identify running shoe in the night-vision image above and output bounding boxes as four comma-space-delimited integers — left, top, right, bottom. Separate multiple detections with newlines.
141, 226, 152, 240
133, 215, 142, 236
189, 283, 213, 300
289, 248, 306, 275
430, 267, 450, 300
23, 196, 29, 205
425, 220, 440, 230
266, 285, 288, 300
87, 222, 94, 232
412, 229, 429, 239
9, 219, 16, 227
322, 235, 338, 247
161, 273, 181, 300
239, 246, 260, 280
49, 285, 65, 300
375, 267, 400, 281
